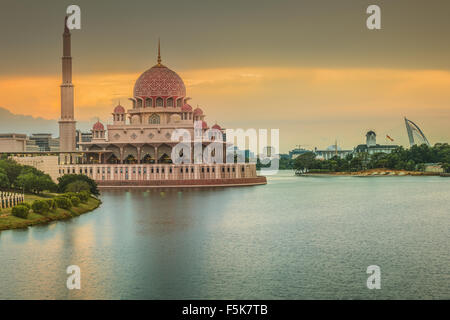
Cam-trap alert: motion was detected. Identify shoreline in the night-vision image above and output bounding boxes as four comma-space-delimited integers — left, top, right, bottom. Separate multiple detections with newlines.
295, 169, 444, 177
96, 176, 267, 188
0, 196, 101, 231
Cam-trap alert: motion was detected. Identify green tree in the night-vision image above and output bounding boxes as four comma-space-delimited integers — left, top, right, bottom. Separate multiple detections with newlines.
15, 173, 56, 194
0, 168, 9, 189
57, 174, 99, 196
31, 200, 50, 214
78, 190, 90, 203
0, 159, 22, 188
45, 199, 56, 211
70, 196, 81, 207
55, 197, 72, 209
293, 152, 317, 172
65, 180, 91, 193
12, 205, 30, 219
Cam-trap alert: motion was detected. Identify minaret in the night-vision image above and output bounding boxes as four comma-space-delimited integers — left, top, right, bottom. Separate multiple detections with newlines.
59, 16, 76, 152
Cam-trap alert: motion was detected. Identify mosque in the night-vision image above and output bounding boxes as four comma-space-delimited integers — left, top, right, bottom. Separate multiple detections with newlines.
58, 18, 265, 187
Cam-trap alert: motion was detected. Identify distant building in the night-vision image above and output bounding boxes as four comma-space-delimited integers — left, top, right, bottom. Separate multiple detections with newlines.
424, 163, 444, 173
0, 133, 40, 152
314, 145, 353, 160
0, 133, 28, 152
354, 131, 398, 155
244, 149, 256, 161
405, 117, 431, 147
11, 155, 60, 182
366, 131, 377, 147
262, 146, 276, 157
289, 148, 309, 159
29, 134, 59, 152
26, 140, 40, 152
76, 130, 92, 149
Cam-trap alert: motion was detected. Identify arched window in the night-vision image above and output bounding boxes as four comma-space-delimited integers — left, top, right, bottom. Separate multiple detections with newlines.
176, 98, 182, 107
156, 97, 163, 107
167, 98, 173, 107
149, 114, 160, 124
145, 98, 152, 107
137, 99, 143, 108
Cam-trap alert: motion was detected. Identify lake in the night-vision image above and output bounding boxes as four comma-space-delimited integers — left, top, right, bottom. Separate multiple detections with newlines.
0, 171, 448, 299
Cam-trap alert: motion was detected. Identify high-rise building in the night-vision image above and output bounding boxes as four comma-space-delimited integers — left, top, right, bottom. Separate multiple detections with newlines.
76, 130, 92, 150
29, 134, 59, 152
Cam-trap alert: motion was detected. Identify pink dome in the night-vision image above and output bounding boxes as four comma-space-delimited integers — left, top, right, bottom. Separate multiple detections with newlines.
181, 103, 192, 112
134, 65, 186, 98
202, 121, 208, 129
114, 104, 125, 113
212, 124, 222, 130
93, 121, 104, 131
193, 107, 203, 116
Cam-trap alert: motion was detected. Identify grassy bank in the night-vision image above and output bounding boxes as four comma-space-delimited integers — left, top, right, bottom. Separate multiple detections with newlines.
0, 194, 101, 231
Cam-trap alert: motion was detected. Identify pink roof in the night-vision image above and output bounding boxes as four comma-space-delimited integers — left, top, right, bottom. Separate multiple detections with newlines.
212, 124, 221, 130
193, 107, 203, 116
92, 121, 104, 131
202, 121, 208, 129
114, 104, 125, 113
181, 103, 192, 112
133, 65, 186, 98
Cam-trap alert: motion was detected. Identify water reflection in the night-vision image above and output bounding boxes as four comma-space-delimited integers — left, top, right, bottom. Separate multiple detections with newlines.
0, 173, 449, 299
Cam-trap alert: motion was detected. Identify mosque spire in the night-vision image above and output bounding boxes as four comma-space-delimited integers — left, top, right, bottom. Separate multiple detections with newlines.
157, 38, 162, 66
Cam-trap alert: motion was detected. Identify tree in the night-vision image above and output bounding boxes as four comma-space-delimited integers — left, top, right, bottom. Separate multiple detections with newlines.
442, 163, 450, 173
31, 200, 50, 214
78, 190, 90, 203
70, 196, 81, 207
12, 205, 30, 219
65, 180, 91, 193
36, 175, 57, 193
0, 159, 22, 188
15, 173, 56, 194
45, 199, 56, 211
0, 168, 9, 189
55, 197, 72, 209
15, 173, 36, 193
293, 152, 317, 172
57, 174, 99, 196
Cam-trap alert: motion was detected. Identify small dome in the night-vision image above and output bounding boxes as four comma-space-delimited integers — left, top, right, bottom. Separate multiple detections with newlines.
193, 107, 203, 116
202, 121, 208, 129
212, 124, 222, 130
93, 121, 104, 131
114, 104, 125, 113
181, 104, 193, 112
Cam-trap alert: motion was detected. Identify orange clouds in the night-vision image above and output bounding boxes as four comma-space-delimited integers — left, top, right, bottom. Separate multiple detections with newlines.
0, 67, 449, 150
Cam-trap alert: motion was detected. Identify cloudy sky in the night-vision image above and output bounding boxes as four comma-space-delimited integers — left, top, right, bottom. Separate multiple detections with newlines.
0, 0, 449, 152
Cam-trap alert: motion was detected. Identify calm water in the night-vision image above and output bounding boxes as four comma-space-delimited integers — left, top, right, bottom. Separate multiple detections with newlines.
0, 172, 448, 299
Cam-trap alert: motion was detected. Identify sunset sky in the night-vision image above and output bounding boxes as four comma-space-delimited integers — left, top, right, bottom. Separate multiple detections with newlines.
0, 0, 449, 152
